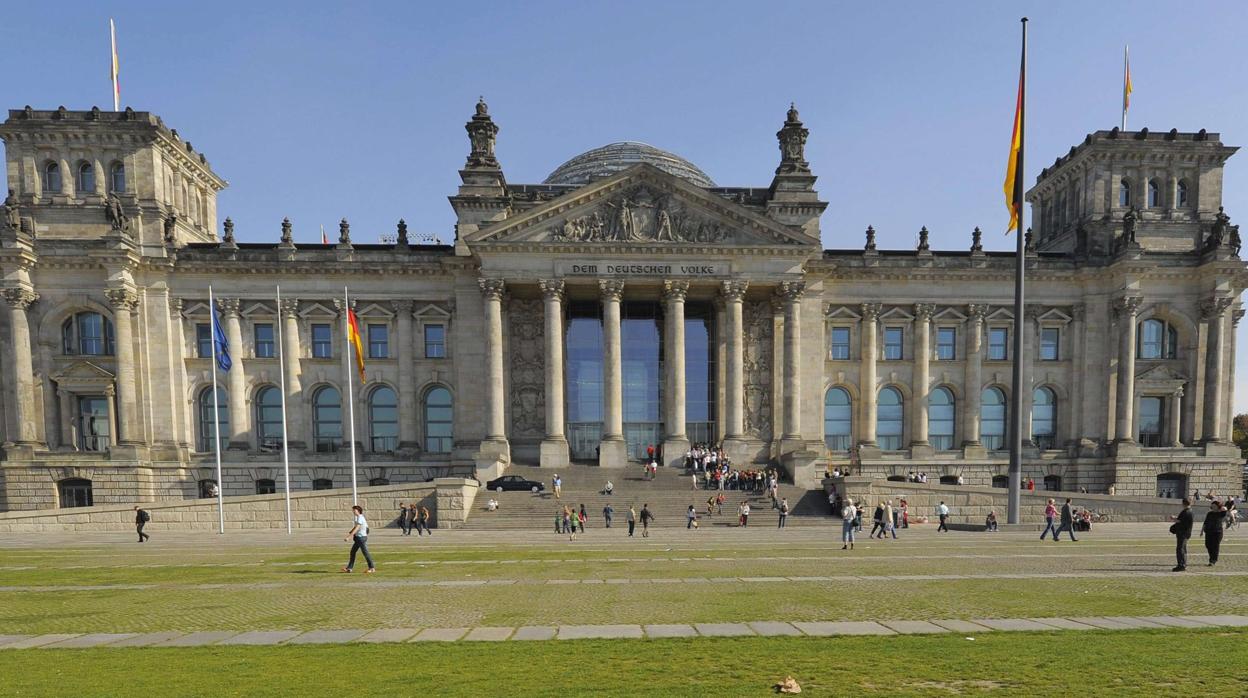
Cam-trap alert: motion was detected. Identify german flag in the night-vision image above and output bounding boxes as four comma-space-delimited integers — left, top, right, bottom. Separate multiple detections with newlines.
1003, 22, 1027, 233
347, 309, 366, 383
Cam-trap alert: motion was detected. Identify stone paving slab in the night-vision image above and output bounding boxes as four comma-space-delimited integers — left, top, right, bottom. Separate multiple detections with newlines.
793, 621, 895, 636
1029, 618, 1102, 630
356, 628, 419, 643
1182, 615, 1248, 627
694, 623, 755, 637
157, 631, 239, 647
0, 635, 32, 648
880, 620, 950, 635
1137, 616, 1216, 629
1102, 616, 1169, 629
412, 627, 469, 642
43, 633, 138, 648
0, 634, 63, 649
107, 632, 186, 647
512, 626, 557, 641
558, 624, 644, 640
930, 619, 995, 633
644, 624, 697, 638
218, 630, 301, 646
748, 621, 803, 637
463, 627, 513, 642
287, 630, 369, 645
1066, 617, 1138, 630
972, 618, 1055, 632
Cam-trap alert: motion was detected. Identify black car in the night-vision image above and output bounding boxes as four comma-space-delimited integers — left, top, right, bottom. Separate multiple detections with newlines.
485, 475, 545, 493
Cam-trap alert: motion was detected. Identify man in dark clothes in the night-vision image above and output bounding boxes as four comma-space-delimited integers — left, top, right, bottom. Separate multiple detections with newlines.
1055, 498, 1079, 542
134, 506, 150, 542
1169, 498, 1194, 572
1201, 501, 1228, 566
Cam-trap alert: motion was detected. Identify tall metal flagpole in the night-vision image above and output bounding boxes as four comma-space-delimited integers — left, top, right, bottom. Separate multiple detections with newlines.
209, 286, 225, 534
1121, 44, 1129, 130
276, 286, 293, 534
109, 19, 120, 111
344, 286, 359, 504
1007, 18, 1028, 525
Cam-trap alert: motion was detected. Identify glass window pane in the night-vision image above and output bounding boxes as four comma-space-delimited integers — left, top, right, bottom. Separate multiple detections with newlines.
196, 323, 212, 358
424, 324, 445, 358
936, 328, 956, 360
928, 387, 955, 450
1040, 327, 1059, 361
824, 387, 852, 451
830, 327, 851, 360
254, 324, 275, 358
368, 324, 388, 358
884, 327, 903, 360
312, 324, 332, 358
981, 388, 1006, 450
877, 387, 903, 450
988, 328, 1008, 360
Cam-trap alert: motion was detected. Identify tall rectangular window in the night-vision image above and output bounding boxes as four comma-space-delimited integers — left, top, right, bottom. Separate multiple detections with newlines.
196, 323, 212, 359
253, 323, 275, 358
830, 327, 851, 360
936, 327, 957, 360
367, 324, 389, 358
1040, 327, 1060, 361
1138, 396, 1165, 447
883, 327, 904, 360
311, 323, 332, 358
424, 324, 446, 358
988, 328, 1009, 360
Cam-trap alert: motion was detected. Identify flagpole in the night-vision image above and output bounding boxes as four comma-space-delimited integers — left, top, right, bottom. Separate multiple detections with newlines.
276, 285, 293, 535
344, 286, 358, 504
109, 19, 120, 111
1121, 44, 1129, 130
209, 286, 225, 534
1007, 17, 1028, 525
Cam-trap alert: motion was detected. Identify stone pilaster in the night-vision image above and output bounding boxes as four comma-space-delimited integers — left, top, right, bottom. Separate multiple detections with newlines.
721, 280, 749, 460
962, 304, 986, 458
2, 287, 40, 449
1112, 295, 1142, 450
281, 298, 306, 450
1022, 305, 1042, 448
105, 288, 143, 447
662, 280, 690, 467
598, 279, 627, 467
910, 303, 934, 457
859, 302, 880, 452
1200, 296, 1233, 443
539, 279, 569, 469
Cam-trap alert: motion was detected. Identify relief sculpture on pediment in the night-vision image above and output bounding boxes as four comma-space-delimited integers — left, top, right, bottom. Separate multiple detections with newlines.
551, 186, 731, 244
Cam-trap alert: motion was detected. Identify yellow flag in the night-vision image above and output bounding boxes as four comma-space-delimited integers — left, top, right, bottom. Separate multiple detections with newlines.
1003, 72, 1023, 233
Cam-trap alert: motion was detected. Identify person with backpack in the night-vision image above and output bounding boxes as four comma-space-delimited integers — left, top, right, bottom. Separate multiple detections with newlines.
778, 498, 789, 529
134, 505, 150, 542
640, 504, 654, 537
416, 505, 432, 536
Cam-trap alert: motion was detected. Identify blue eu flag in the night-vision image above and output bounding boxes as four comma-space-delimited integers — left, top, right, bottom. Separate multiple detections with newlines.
212, 305, 232, 372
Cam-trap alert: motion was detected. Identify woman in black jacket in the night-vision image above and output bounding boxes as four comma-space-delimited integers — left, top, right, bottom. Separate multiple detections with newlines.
1201, 501, 1228, 566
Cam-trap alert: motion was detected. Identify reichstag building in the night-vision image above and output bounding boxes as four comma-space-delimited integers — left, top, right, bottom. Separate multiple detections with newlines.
0, 101, 1244, 511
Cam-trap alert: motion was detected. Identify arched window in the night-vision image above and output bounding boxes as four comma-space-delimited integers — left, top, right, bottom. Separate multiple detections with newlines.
1177, 180, 1189, 207
255, 386, 284, 450
313, 386, 342, 453
424, 386, 453, 454
823, 387, 852, 451
1147, 179, 1161, 208
61, 312, 116, 356
369, 386, 398, 453
1043, 475, 1062, 491
312, 478, 334, 491
877, 387, 904, 451
368, 477, 390, 487
1119, 178, 1131, 207
981, 387, 1007, 451
1156, 472, 1187, 499
43, 161, 62, 193
1138, 318, 1178, 360
1032, 387, 1056, 450
110, 162, 126, 193
255, 479, 276, 495
58, 478, 94, 508
77, 161, 95, 194
197, 386, 228, 452
928, 387, 956, 451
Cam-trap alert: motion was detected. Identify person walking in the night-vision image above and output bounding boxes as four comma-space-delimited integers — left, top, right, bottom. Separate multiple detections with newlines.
603, 502, 614, 528
640, 504, 654, 537
936, 501, 950, 532
408, 504, 420, 534
1040, 498, 1059, 540
627, 505, 637, 537
341, 505, 375, 574
1201, 501, 1228, 566
1054, 498, 1078, 542
883, 500, 896, 539
1169, 498, 1194, 572
870, 502, 885, 538
740, 501, 750, 527
416, 505, 432, 536
687, 505, 698, 529
578, 504, 588, 532
552, 474, 562, 500
841, 498, 857, 550
134, 506, 150, 543
397, 503, 409, 535
778, 498, 789, 529
691, 472, 699, 490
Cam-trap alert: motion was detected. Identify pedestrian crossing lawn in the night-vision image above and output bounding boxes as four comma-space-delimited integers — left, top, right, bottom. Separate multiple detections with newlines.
2, 629, 1245, 696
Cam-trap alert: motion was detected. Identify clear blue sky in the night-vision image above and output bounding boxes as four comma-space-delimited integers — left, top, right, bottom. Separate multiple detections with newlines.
5, 1, 1248, 409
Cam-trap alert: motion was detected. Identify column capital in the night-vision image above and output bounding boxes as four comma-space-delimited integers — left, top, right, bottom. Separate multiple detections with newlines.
860, 302, 881, 321
720, 279, 749, 301
1111, 295, 1143, 321
1234, 307, 1245, 327
599, 279, 625, 301
282, 298, 303, 318
913, 302, 935, 321
539, 279, 566, 302
330, 297, 356, 315
1199, 295, 1233, 319
1024, 305, 1045, 323
1071, 303, 1086, 321
1, 286, 38, 310
662, 279, 690, 302
478, 278, 506, 300
105, 288, 139, 311
966, 303, 988, 322
776, 280, 806, 303
217, 296, 242, 317
169, 297, 184, 317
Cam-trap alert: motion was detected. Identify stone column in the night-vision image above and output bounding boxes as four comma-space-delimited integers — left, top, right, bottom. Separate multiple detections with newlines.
2, 287, 40, 447
1022, 306, 1042, 446
391, 300, 417, 451
598, 280, 627, 467
963, 304, 986, 453
1068, 304, 1086, 448
911, 303, 934, 452
478, 279, 508, 449
281, 298, 306, 450
662, 280, 690, 467
1169, 388, 1183, 446
779, 282, 805, 441
217, 297, 249, 450
721, 280, 749, 444
106, 288, 142, 447
1113, 295, 1142, 445
539, 279, 569, 468
1201, 296, 1233, 442
859, 303, 881, 448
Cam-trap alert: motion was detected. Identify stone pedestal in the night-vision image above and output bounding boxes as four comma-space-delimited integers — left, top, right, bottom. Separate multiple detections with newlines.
962, 443, 987, 460
780, 447, 821, 489
597, 439, 628, 468
474, 440, 510, 482
539, 438, 570, 469
909, 443, 936, 460
662, 437, 690, 469
1112, 440, 1141, 457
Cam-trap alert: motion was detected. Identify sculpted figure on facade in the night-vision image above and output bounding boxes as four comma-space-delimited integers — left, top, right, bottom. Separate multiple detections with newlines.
508, 298, 545, 437
742, 300, 774, 440
105, 192, 129, 232
550, 186, 732, 244
3, 189, 19, 231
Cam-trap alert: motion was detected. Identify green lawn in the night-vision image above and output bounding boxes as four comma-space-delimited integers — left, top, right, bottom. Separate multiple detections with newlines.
4, 630, 1245, 696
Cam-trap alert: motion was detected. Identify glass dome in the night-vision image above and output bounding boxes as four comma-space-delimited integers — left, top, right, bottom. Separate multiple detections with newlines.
543, 141, 716, 188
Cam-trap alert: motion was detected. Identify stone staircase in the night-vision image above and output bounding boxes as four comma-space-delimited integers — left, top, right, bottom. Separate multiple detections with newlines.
461, 464, 837, 530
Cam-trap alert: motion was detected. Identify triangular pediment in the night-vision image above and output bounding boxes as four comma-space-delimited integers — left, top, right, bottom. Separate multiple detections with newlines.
1136, 364, 1187, 383
825, 305, 862, 320
464, 164, 817, 248
52, 360, 116, 384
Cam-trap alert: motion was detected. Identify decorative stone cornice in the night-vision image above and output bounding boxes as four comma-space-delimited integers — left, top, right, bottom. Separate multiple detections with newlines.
1199, 295, 1233, 320
599, 279, 625, 302
860, 302, 882, 321
478, 278, 506, 300
913, 302, 935, 321
720, 280, 749, 301
662, 279, 690, 303
1, 286, 38, 310
216, 296, 242, 317
539, 279, 566, 302
105, 288, 139, 311
776, 281, 806, 303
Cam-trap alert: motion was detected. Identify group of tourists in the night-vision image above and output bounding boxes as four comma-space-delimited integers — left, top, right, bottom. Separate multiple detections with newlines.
395, 502, 432, 536
694, 465, 779, 494
1170, 498, 1235, 571
684, 443, 728, 473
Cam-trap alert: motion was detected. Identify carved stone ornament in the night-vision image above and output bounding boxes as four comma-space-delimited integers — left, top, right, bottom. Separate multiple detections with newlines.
720, 279, 749, 301
478, 278, 506, 300
4, 189, 22, 231
281, 298, 301, 318
396, 219, 409, 245
599, 279, 625, 301
1111, 295, 1142, 321
104, 192, 130, 233
508, 298, 545, 438
970, 226, 983, 253
164, 213, 178, 244
217, 296, 242, 317
860, 302, 882, 322
1199, 296, 1234, 320
390, 299, 414, 316
549, 185, 736, 244
777, 281, 806, 303
538, 279, 565, 301
743, 300, 774, 439
965, 303, 988, 322
663, 279, 690, 302
338, 218, 351, 246
1, 287, 38, 310
280, 217, 294, 246
775, 103, 810, 175
105, 288, 139, 311
914, 303, 935, 321
221, 217, 236, 247
1071, 303, 1086, 321
465, 97, 500, 169
864, 225, 877, 252
917, 226, 930, 252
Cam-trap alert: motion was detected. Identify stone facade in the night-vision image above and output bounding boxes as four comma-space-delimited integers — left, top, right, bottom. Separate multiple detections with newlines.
1, 101, 1245, 512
